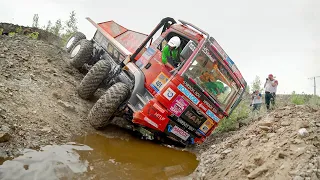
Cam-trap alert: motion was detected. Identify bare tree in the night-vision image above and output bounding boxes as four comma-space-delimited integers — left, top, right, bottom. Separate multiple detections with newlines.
32, 14, 39, 28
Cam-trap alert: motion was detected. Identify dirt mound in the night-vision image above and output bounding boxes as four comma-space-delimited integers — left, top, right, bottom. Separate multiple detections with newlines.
188, 105, 320, 180
0, 23, 63, 47
0, 35, 94, 157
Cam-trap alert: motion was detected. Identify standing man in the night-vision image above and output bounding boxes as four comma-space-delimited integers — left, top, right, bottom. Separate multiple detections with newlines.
264, 74, 278, 110
251, 90, 262, 112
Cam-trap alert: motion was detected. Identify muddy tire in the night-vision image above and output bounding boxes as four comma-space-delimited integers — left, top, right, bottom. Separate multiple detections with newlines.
69, 39, 93, 69
77, 60, 111, 99
88, 82, 130, 129
65, 32, 86, 53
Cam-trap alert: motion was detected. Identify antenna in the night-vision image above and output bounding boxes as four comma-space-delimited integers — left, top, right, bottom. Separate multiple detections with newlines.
308, 76, 320, 95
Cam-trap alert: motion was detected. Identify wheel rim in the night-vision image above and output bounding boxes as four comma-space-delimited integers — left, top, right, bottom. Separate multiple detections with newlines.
71, 44, 81, 58
66, 37, 75, 48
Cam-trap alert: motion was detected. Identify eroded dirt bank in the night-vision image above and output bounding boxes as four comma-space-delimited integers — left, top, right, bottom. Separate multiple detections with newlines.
187, 105, 320, 180
0, 35, 95, 157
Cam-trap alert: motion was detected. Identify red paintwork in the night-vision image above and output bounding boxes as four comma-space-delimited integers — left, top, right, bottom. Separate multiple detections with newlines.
98, 21, 148, 59
97, 19, 246, 144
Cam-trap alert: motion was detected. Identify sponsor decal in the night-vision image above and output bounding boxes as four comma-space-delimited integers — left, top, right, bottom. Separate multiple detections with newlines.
150, 72, 169, 92
170, 125, 190, 141
153, 103, 165, 114
199, 119, 215, 134
206, 109, 220, 123
177, 84, 200, 105
181, 106, 206, 128
183, 81, 201, 98
169, 95, 189, 117
154, 112, 165, 121
210, 39, 228, 60
144, 117, 158, 128
163, 87, 176, 100
199, 102, 208, 112
197, 129, 206, 136
176, 118, 196, 132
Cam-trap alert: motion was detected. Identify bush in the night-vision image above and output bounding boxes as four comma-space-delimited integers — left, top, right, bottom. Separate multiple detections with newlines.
290, 92, 306, 105
215, 100, 251, 132
15, 26, 23, 34
0, 28, 3, 35
27, 32, 39, 40
8, 32, 15, 37
307, 95, 320, 107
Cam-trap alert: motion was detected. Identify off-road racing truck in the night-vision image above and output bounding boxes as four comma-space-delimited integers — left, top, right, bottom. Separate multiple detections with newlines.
65, 17, 247, 146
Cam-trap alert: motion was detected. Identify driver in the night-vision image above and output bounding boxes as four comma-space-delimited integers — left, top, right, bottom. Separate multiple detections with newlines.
162, 36, 181, 68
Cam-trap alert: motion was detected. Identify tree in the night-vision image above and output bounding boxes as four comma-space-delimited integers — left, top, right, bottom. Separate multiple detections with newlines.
64, 11, 78, 34
32, 14, 39, 28
46, 20, 52, 32
51, 19, 63, 36
251, 75, 263, 92
62, 11, 78, 42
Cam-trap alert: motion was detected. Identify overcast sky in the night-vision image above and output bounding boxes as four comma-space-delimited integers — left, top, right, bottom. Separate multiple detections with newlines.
1, 0, 319, 94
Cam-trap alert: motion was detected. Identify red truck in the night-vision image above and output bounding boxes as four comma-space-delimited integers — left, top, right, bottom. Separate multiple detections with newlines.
65, 17, 247, 146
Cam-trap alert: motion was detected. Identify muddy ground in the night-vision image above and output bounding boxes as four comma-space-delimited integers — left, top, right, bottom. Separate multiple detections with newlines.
0, 34, 319, 180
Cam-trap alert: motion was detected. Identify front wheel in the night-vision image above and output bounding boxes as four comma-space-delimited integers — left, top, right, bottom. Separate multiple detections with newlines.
88, 82, 131, 129
65, 32, 86, 53
77, 60, 111, 99
69, 39, 93, 69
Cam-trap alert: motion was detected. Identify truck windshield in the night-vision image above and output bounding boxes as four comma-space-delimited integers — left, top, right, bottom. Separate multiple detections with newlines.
184, 41, 239, 108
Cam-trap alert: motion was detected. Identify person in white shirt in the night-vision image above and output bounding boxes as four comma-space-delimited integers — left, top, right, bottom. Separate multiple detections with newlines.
251, 90, 262, 111
264, 74, 278, 110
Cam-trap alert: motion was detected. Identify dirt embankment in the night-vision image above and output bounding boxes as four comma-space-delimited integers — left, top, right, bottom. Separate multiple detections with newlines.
0, 34, 94, 157
188, 105, 320, 180
0, 23, 63, 47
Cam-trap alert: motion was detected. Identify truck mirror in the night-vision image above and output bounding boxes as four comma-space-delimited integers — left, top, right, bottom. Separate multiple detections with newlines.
180, 40, 197, 61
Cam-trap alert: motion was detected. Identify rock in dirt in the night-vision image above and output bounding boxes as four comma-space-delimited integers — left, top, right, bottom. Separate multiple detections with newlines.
57, 100, 76, 112
259, 126, 271, 131
259, 121, 273, 127
293, 175, 304, 180
1, 125, 10, 132
221, 148, 233, 154
247, 165, 268, 179
0, 132, 11, 143
241, 139, 251, 147
0, 54, 5, 58
298, 128, 309, 138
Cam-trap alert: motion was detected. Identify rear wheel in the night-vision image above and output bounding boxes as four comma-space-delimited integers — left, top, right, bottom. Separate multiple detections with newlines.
65, 32, 86, 53
77, 60, 111, 99
69, 39, 93, 69
88, 82, 131, 129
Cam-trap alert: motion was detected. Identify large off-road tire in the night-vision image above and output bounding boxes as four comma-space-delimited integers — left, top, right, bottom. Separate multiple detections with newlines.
69, 39, 93, 69
88, 82, 130, 129
77, 60, 111, 99
65, 32, 86, 53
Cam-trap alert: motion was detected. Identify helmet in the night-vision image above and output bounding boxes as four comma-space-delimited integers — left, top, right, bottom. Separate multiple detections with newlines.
268, 74, 273, 77
168, 36, 181, 49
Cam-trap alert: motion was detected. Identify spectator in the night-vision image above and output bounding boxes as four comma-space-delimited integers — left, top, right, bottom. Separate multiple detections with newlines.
264, 74, 278, 110
251, 90, 262, 111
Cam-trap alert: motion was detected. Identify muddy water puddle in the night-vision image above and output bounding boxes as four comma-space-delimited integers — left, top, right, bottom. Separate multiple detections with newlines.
0, 133, 198, 180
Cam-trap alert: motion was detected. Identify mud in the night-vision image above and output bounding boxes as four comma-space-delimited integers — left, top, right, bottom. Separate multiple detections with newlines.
0, 132, 198, 180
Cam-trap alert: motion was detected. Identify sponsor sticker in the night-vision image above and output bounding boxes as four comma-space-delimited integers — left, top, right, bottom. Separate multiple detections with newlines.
170, 125, 190, 141
169, 95, 189, 116
177, 84, 200, 105
206, 109, 220, 123
163, 87, 176, 100
144, 117, 158, 128
199, 119, 215, 133
153, 103, 165, 114
150, 72, 169, 92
